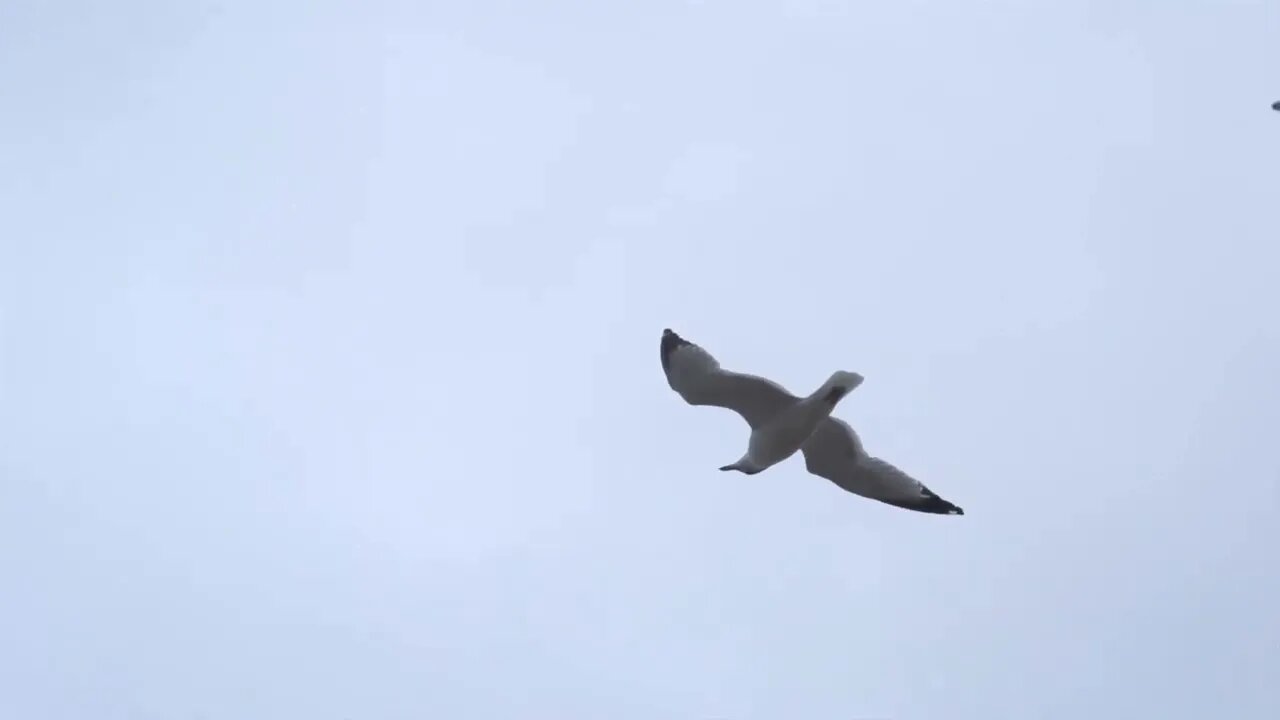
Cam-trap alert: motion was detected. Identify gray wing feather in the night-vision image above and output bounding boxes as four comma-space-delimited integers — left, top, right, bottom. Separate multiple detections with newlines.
660, 329, 797, 429
800, 417, 964, 515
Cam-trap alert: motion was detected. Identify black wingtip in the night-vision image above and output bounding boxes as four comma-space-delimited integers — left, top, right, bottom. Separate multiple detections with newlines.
660, 328, 692, 373
882, 487, 965, 516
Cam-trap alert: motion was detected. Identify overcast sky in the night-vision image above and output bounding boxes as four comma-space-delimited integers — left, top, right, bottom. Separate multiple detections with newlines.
3, 1, 1279, 718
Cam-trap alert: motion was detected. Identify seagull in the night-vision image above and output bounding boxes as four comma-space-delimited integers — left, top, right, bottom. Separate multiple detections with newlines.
660, 328, 964, 515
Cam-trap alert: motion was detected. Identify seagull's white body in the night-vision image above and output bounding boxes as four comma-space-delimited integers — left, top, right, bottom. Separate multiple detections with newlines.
728, 370, 864, 474
660, 328, 964, 516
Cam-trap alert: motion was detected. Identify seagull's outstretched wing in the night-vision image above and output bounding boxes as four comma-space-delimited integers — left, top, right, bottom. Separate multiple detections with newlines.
800, 417, 964, 515
660, 328, 797, 429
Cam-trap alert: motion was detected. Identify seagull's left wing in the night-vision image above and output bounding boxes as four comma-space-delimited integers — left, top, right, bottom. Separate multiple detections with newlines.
659, 328, 798, 429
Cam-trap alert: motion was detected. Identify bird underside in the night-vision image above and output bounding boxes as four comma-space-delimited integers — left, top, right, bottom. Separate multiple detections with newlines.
659, 328, 965, 516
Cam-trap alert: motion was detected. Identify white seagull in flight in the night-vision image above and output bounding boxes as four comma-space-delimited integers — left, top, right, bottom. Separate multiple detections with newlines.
660, 328, 964, 515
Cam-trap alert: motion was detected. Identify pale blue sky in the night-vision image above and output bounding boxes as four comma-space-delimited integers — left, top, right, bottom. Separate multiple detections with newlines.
3, 1, 1279, 718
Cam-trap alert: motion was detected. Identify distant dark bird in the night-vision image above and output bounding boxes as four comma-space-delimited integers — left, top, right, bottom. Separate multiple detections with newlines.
1272, 100, 1280, 111
659, 328, 965, 515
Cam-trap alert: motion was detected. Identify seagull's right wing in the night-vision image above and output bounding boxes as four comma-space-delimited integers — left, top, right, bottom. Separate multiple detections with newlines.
659, 328, 797, 429
801, 417, 964, 515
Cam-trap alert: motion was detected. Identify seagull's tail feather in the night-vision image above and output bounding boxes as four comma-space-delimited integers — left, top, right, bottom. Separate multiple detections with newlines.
829, 370, 864, 392
819, 370, 864, 405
